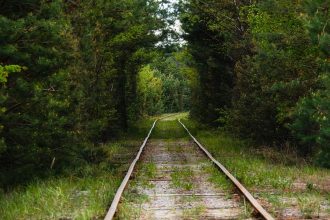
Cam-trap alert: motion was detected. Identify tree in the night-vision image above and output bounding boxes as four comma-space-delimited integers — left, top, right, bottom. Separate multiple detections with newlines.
137, 65, 163, 115
179, 0, 251, 124
0, 0, 164, 187
0, 64, 23, 155
0, 0, 78, 186
229, 0, 319, 144
150, 51, 192, 113
136, 50, 193, 116
290, 0, 330, 166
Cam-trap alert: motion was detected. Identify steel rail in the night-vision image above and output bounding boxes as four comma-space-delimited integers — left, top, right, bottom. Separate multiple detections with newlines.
178, 119, 274, 220
104, 113, 180, 220
104, 119, 157, 220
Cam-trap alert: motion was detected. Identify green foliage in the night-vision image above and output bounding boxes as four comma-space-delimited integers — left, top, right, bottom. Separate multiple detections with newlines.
0, 0, 79, 187
181, 0, 330, 166
137, 65, 163, 115
0, 0, 163, 187
179, 0, 250, 124
0, 64, 23, 155
69, 0, 162, 133
150, 50, 193, 113
0, 0, 328, 196
291, 0, 330, 166
291, 82, 330, 167
0, 65, 23, 84
229, 0, 318, 144
136, 50, 193, 116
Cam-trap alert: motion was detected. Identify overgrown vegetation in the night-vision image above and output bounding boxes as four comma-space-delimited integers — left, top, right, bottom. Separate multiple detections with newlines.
0, 117, 154, 219
115, 160, 157, 219
137, 52, 193, 116
151, 118, 188, 139
0, 167, 120, 220
179, 0, 330, 166
171, 167, 194, 190
1, 0, 329, 218
182, 118, 330, 218
0, 0, 166, 187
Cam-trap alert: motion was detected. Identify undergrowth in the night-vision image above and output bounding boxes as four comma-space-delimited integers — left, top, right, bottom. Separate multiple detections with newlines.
0, 165, 120, 220
0, 118, 155, 219
181, 118, 330, 218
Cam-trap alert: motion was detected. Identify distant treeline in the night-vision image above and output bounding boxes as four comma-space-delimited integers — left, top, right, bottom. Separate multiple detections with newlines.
179, 0, 329, 167
136, 51, 193, 116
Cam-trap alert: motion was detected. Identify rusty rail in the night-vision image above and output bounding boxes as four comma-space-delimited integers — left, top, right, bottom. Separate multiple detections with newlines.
104, 119, 157, 220
178, 119, 274, 220
104, 113, 181, 220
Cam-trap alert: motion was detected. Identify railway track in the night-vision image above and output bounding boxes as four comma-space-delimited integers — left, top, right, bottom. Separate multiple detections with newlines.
104, 117, 274, 220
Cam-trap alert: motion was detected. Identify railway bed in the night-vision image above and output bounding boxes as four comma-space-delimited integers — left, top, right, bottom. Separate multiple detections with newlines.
104, 117, 274, 220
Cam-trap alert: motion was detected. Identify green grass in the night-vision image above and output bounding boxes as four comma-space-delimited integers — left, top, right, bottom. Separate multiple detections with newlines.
297, 193, 323, 218
132, 162, 157, 188
0, 118, 155, 220
115, 193, 149, 220
127, 112, 188, 139
182, 205, 206, 219
127, 117, 155, 139
0, 165, 121, 220
171, 168, 194, 191
181, 118, 330, 218
161, 112, 189, 121
151, 120, 188, 139
115, 161, 157, 219
201, 162, 232, 190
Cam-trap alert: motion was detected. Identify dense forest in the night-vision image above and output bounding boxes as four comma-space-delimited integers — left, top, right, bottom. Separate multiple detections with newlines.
0, 0, 192, 188
0, 0, 329, 191
179, 0, 329, 166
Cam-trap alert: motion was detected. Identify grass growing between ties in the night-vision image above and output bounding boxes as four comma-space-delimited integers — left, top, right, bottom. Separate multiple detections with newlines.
202, 162, 232, 191
134, 162, 157, 188
171, 168, 194, 191
116, 161, 157, 219
182, 119, 330, 219
182, 205, 206, 219
151, 119, 188, 140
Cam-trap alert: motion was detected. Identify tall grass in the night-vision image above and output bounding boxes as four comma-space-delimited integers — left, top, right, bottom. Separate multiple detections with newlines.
181, 118, 330, 218
0, 166, 121, 220
0, 118, 155, 219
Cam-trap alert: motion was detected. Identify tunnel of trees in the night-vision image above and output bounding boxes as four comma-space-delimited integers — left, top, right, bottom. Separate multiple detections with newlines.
0, 0, 329, 188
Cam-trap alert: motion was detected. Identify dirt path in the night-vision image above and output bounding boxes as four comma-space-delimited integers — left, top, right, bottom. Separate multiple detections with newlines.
116, 137, 253, 219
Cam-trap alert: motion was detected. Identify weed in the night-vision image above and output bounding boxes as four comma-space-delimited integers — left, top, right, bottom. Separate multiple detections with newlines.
115, 160, 157, 219
298, 194, 322, 218
182, 205, 206, 219
0, 166, 121, 220
116, 193, 149, 220
171, 168, 194, 191
306, 182, 316, 191
202, 163, 232, 190
0, 117, 155, 220
181, 118, 330, 219
134, 162, 157, 188
152, 120, 188, 139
